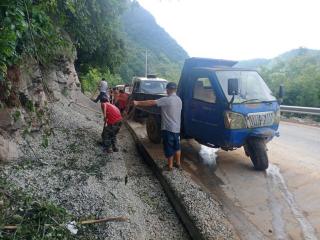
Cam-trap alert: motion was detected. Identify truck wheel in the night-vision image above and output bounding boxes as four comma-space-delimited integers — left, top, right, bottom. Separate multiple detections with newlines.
125, 96, 137, 121
146, 115, 161, 143
245, 138, 269, 171
133, 108, 141, 122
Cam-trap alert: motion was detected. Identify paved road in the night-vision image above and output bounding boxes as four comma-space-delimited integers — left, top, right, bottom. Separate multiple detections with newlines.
181, 121, 320, 239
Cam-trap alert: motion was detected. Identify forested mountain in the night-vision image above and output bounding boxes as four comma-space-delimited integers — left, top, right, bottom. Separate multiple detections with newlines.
237, 48, 320, 107
119, 2, 189, 83
1, 1, 319, 107
237, 48, 320, 70
236, 58, 270, 69
79, 2, 189, 91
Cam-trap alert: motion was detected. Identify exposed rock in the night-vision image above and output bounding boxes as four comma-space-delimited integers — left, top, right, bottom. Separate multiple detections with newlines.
0, 132, 18, 163
1, 47, 82, 164
0, 108, 26, 131
0, 110, 12, 130
18, 55, 80, 106
19, 58, 47, 108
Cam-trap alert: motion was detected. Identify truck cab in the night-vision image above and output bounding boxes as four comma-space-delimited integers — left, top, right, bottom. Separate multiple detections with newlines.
131, 75, 167, 97
180, 66, 279, 146
129, 75, 168, 119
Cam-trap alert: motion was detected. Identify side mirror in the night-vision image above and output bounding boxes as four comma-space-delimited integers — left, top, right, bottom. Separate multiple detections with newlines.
228, 78, 239, 95
278, 84, 284, 103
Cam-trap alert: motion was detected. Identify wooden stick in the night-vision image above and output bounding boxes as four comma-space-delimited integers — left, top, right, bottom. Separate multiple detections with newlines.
3, 225, 17, 230
79, 216, 128, 225
2, 216, 128, 230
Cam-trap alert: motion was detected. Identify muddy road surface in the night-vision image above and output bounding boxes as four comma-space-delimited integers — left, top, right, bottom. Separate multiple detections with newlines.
181, 121, 320, 239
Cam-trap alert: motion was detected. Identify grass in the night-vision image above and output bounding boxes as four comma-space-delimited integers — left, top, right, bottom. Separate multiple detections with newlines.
0, 176, 103, 239
61, 87, 69, 97
42, 135, 49, 148
13, 158, 44, 170
25, 100, 35, 112
12, 110, 21, 122
0, 177, 77, 240
0, 119, 115, 239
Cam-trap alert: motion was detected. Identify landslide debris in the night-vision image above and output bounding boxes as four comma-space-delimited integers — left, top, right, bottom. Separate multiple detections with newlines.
0, 98, 189, 239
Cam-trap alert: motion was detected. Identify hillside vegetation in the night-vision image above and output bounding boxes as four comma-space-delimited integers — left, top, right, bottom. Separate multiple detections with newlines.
1, 0, 127, 103
1, 1, 319, 108
238, 48, 320, 107
0, 0, 188, 102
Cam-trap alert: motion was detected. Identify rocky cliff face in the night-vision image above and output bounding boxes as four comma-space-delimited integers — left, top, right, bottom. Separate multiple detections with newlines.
20, 56, 81, 106
0, 54, 81, 163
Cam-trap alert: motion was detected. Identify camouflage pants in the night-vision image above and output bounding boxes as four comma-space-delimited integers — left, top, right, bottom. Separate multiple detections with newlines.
101, 121, 122, 149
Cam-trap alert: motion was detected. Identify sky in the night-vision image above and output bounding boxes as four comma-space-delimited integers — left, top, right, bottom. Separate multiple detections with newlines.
137, 0, 320, 60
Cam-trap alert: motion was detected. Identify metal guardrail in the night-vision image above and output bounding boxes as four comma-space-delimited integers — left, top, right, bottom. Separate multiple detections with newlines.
280, 105, 320, 116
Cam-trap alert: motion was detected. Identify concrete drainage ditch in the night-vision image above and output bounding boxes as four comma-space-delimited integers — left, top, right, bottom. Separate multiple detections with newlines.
126, 120, 237, 240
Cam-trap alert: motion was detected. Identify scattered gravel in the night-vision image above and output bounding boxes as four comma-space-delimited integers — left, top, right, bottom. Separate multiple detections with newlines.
1, 97, 189, 239
127, 120, 237, 240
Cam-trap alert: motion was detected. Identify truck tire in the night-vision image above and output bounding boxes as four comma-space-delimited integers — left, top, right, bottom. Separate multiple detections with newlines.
245, 138, 269, 171
125, 96, 136, 120
133, 108, 141, 122
146, 114, 161, 144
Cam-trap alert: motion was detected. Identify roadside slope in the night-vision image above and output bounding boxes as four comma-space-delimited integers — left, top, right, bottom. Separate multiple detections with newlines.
1, 95, 189, 239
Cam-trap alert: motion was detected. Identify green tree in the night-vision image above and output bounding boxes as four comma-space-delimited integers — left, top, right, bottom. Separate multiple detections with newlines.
0, 0, 128, 103
80, 68, 122, 94
260, 50, 320, 107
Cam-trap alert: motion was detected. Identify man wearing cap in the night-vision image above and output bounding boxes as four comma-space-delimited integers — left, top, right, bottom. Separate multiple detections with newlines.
134, 82, 182, 171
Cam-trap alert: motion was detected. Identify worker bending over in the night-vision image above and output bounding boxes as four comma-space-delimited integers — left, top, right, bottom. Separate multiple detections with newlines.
101, 98, 122, 153
134, 82, 182, 171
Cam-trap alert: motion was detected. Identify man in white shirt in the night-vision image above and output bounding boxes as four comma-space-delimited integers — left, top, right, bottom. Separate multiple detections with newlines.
94, 78, 109, 103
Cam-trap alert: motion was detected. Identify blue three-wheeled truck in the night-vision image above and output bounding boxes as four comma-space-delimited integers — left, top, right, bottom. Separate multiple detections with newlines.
131, 58, 282, 171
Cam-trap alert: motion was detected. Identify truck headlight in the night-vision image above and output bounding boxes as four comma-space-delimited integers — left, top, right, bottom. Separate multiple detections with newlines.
224, 111, 247, 129
274, 109, 280, 124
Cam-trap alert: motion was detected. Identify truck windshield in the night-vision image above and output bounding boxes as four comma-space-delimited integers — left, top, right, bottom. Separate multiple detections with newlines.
140, 80, 167, 94
215, 70, 276, 103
